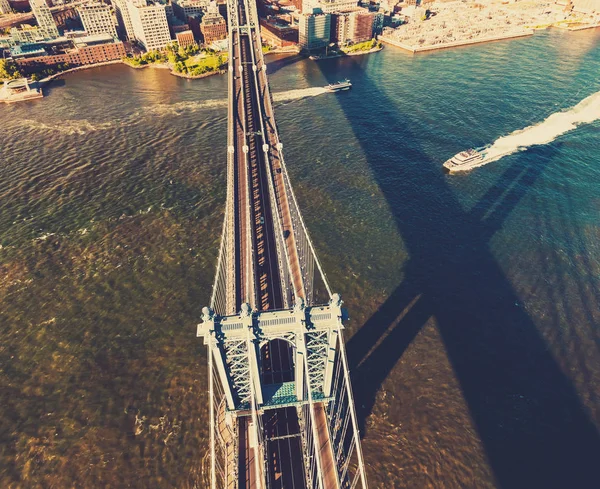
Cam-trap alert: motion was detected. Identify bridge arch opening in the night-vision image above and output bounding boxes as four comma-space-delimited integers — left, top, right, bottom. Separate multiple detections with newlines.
260, 338, 295, 385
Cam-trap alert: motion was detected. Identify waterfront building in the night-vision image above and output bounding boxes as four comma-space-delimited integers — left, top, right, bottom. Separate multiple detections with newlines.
11, 33, 126, 70
175, 28, 194, 47
0, 0, 12, 15
200, 1, 226, 44
260, 17, 299, 48
128, 1, 172, 51
30, 0, 59, 38
330, 8, 373, 44
298, 11, 330, 49
78, 2, 118, 38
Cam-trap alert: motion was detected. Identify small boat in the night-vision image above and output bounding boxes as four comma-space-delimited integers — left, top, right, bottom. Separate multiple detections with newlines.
325, 79, 352, 92
443, 147, 488, 172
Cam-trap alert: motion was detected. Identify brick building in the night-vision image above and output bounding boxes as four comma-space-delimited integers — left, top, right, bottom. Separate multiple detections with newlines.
260, 18, 298, 48
12, 34, 126, 72
200, 3, 226, 44
176, 29, 195, 47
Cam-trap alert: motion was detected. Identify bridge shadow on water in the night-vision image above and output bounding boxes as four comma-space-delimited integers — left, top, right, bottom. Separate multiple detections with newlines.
266, 53, 307, 75
315, 58, 600, 488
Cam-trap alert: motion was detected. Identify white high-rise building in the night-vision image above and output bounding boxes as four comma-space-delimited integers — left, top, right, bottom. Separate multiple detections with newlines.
29, 0, 59, 38
0, 0, 12, 15
298, 12, 330, 50
113, 0, 145, 40
128, 1, 172, 51
78, 2, 117, 37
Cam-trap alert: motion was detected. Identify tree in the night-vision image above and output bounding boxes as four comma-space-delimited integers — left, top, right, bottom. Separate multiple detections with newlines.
0, 59, 22, 81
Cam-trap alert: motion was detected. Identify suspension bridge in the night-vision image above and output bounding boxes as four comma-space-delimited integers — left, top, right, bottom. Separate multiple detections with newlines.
196, 0, 368, 487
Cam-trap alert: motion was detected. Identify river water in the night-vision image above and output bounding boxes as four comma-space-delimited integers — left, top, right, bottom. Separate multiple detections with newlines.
1, 29, 599, 488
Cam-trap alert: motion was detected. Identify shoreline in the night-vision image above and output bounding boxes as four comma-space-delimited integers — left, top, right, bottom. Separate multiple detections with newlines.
311, 45, 383, 61
37, 58, 226, 86
38, 60, 125, 85
379, 29, 534, 53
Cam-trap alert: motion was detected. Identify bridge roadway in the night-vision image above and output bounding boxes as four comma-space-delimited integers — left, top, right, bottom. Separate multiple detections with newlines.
228, 0, 339, 486
232, 20, 305, 487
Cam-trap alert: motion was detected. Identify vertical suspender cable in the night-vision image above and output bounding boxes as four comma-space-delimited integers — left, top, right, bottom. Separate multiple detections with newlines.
209, 340, 217, 489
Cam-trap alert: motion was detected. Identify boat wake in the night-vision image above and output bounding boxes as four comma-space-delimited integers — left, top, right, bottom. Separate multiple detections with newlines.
11, 87, 330, 136
483, 90, 600, 165
14, 119, 115, 135
273, 87, 329, 102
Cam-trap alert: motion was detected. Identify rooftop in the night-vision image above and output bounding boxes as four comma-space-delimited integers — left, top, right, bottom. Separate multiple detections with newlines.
73, 33, 116, 47
10, 43, 47, 58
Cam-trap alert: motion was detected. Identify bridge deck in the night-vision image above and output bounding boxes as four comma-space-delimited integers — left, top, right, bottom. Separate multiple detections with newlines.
250, 33, 307, 302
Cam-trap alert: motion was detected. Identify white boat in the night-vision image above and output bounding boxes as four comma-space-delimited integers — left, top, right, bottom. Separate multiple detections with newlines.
443, 147, 488, 172
325, 79, 352, 92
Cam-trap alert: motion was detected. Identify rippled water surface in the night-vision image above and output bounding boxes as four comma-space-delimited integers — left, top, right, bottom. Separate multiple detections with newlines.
1, 29, 600, 488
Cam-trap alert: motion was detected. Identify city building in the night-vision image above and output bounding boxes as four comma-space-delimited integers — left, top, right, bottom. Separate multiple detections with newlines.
11, 0, 60, 43
0, 0, 12, 15
78, 2, 118, 38
331, 8, 373, 44
128, 1, 172, 51
303, 0, 357, 14
11, 33, 126, 70
30, 0, 60, 38
172, 22, 191, 33
172, 0, 207, 21
113, 0, 144, 40
298, 11, 330, 49
260, 17, 299, 48
372, 9, 384, 35
200, 2, 226, 44
175, 28, 194, 46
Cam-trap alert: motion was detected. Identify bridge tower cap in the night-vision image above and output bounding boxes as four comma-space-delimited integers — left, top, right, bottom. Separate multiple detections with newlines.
262, 144, 269, 152
252, 64, 257, 71
240, 302, 252, 317
201, 306, 214, 322
243, 145, 249, 153
276, 142, 283, 150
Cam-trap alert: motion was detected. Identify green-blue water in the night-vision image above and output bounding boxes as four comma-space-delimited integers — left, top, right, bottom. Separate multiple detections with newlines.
1, 29, 599, 488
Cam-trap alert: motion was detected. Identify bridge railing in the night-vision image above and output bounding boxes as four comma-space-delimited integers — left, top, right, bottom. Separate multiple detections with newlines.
325, 331, 368, 489
208, 338, 238, 489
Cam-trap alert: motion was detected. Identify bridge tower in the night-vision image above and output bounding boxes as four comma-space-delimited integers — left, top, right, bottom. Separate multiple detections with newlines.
197, 0, 368, 486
